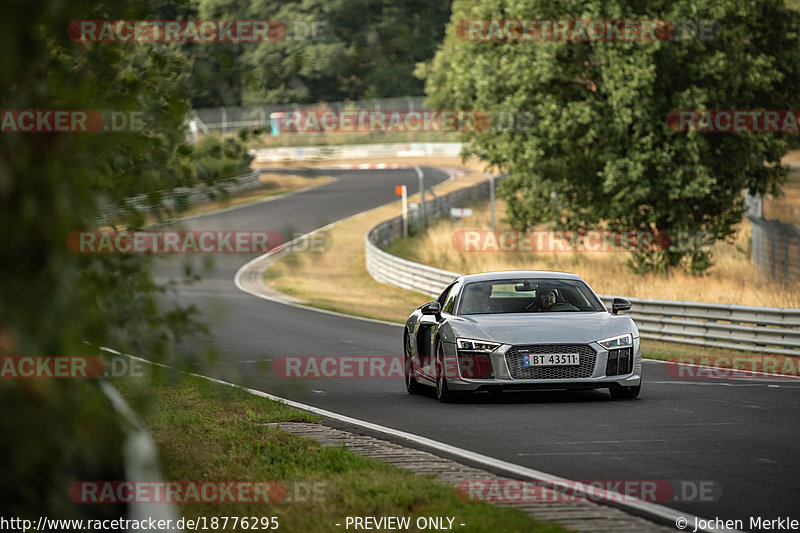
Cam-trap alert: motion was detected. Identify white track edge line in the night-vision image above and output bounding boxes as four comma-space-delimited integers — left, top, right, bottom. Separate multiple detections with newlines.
154, 164, 741, 532
233, 166, 458, 327
99, 347, 738, 533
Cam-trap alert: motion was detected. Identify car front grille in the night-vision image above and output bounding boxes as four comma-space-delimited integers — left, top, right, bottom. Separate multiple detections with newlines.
606, 348, 633, 376
505, 344, 596, 380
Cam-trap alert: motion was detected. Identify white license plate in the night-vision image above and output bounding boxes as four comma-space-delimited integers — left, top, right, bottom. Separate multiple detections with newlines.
523, 353, 580, 366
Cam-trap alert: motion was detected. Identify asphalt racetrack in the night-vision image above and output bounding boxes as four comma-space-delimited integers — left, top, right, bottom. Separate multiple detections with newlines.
152, 166, 800, 532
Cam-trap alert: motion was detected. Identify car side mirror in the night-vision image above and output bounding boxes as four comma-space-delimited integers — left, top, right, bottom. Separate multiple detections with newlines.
611, 297, 631, 315
421, 301, 442, 319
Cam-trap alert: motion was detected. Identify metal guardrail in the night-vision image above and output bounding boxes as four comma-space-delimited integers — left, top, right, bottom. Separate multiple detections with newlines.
365, 182, 800, 356
194, 97, 428, 133
366, 235, 460, 297
97, 170, 260, 223
598, 296, 800, 355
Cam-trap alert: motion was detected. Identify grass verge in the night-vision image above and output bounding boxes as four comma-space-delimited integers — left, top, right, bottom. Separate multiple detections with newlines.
105, 172, 333, 228
263, 156, 495, 324
385, 198, 800, 309
113, 365, 570, 533
158, 173, 334, 221
262, 158, 799, 374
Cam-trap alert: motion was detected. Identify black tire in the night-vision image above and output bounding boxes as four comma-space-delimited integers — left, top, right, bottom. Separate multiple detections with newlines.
610, 383, 641, 399
404, 331, 422, 395
435, 341, 458, 403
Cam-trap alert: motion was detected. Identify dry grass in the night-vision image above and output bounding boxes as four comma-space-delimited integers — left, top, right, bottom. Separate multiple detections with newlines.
264, 156, 499, 323
263, 155, 800, 365
104, 172, 332, 229
396, 199, 800, 308
264, 152, 800, 319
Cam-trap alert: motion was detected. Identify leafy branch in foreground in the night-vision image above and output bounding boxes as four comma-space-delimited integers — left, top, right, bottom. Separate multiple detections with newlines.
0, 0, 213, 516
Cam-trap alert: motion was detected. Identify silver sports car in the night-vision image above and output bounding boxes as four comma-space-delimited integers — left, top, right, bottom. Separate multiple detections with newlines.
403, 271, 641, 402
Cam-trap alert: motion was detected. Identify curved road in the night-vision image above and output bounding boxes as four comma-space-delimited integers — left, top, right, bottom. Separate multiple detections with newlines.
154, 166, 800, 532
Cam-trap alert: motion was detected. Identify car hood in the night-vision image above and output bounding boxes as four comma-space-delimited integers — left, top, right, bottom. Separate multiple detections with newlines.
446, 312, 636, 345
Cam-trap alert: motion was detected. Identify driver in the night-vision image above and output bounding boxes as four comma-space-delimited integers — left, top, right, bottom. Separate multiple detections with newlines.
539, 289, 557, 311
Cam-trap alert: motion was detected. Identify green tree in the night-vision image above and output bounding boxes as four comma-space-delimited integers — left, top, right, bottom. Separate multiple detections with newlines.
189, 0, 452, 105
0, 0, 210, 517
420, 0, 800, 273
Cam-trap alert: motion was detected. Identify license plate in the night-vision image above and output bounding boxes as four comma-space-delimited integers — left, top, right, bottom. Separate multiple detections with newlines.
523, 353, 580, 366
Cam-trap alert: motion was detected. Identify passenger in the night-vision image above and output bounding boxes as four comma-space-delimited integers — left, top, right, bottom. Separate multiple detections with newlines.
462, 284, 502, 314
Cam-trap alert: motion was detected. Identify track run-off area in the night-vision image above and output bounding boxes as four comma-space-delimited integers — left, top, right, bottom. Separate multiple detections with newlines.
151, 166, 800, 532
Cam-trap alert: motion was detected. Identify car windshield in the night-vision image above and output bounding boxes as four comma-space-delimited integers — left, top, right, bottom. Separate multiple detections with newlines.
458, 278, 604, 315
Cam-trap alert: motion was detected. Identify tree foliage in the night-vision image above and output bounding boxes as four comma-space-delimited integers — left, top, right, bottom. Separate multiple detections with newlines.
421, 0, 800, 273
188, 0, 452, 106
0, 0, 211, 516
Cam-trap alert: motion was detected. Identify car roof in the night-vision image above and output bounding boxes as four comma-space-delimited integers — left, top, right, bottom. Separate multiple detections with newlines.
457, 270, 584, 283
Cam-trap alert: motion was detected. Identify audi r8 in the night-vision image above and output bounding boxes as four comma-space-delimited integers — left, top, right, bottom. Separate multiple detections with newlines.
403, 271, 641, 402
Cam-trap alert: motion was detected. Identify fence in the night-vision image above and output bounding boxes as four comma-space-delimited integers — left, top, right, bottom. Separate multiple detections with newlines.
750, 215, 800, 282
97, 170, 260, 224
366, 180, 800, 356
193, 97, 428, 134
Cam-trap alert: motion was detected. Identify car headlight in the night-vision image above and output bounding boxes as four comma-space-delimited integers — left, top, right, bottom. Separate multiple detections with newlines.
456, 338, 501, 353
598, 333, 633, 350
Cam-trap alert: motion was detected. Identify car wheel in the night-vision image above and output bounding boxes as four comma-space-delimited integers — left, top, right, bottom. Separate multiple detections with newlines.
404, 331, 422, 395
435, 340, 457, 403
610, 383, 641, 399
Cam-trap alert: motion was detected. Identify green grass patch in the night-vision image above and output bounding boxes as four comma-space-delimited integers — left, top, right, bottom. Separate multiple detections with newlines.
114, 366, 570, 532
384, 233, 425, 263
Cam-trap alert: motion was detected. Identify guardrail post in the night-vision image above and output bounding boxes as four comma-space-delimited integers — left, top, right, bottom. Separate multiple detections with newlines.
415, 165, 426, 230
364, 175, 800, 356
487, 172, 495, 230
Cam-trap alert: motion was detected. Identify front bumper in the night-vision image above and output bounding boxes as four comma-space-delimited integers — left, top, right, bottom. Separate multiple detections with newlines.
441, 337, 642, 392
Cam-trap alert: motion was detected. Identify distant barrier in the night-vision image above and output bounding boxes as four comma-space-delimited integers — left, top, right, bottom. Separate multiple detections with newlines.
97, 170, 259, 223
193, 97, 428, 134
250, 142, 462, 163
366, 182, 800, 356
